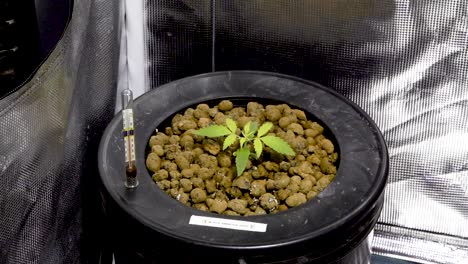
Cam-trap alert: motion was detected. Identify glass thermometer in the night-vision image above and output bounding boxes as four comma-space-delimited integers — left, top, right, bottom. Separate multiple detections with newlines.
121, 89, 139, 188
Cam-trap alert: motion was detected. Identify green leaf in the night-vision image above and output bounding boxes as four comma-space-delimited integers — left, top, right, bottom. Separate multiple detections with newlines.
254, 138, 263, 159
235, 148, 250, 176
193, 125, 231, 137
249, 122, 259, 136
257, 122, 273, 137
239, 137, 247, 148
243, 121, 252, 136
223, 134, 237, 150
243, 121, 259, 138
260, 136, 296, 156
225, 118, 237, 133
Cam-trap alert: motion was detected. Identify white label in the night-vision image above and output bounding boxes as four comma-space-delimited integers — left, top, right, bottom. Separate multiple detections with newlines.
122, 109, 134, 130
124, 135, 136, 162
122, 109, 135, 162
189, 215, 267, 232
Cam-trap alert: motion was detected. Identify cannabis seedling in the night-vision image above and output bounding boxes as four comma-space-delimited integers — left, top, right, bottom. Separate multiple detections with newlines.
194, 118, 295, 176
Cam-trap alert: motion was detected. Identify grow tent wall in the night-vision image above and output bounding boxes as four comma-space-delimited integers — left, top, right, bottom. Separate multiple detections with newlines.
1, 0, 467, 263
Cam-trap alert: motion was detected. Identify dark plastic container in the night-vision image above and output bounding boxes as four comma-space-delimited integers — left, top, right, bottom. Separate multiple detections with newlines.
98, 71, 388, 264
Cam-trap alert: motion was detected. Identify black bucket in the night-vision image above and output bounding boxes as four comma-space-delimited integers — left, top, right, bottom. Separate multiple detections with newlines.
98, 71, 389, 264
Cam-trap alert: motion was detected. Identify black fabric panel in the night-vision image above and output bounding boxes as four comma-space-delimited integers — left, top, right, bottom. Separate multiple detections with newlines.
35, 0, 72, 59
0, 0, 41, 98
145, 0, 212, 88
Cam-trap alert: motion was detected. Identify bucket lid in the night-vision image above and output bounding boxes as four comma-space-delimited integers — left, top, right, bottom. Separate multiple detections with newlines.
98, 71, 388, 257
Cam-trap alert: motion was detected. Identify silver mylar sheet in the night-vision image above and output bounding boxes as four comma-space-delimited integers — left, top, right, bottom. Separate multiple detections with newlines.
143, 1, 468, 263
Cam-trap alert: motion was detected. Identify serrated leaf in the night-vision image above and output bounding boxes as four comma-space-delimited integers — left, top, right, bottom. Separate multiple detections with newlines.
225, 118, 237, 133
193, 125, 231, 137
260, 136, 296, 156
223, 134, 237, 150
249, 122, 259, 136
235, 148, 250, 176
240, 137, 247, 148
254, 138, 263, 159
243, 121, 252, 136
257, 122, 273, 137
